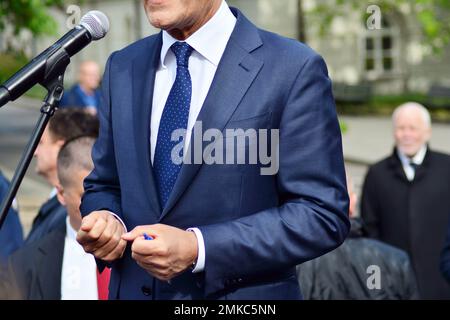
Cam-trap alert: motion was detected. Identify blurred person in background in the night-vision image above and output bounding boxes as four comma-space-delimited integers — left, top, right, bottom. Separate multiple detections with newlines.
6, 136, 109, 299
26, 108, 99, 244
0, 171, 23, 261
0, 262, 20, 299
361, 102, 450, 299
297, 174, 419, 300
60, 61, 102, 115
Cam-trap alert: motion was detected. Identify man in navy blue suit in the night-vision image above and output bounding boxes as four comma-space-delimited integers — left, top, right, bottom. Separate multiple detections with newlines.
78, 0, 350, 300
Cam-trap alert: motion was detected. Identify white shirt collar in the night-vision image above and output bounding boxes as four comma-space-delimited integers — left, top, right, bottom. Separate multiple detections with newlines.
397, 144, 428, 167
49, 187, 58, 199
65, 216, 77, 241
160, 0, 236, 68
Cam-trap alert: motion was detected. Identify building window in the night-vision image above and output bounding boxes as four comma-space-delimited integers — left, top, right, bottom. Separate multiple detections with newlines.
362, 17, 400, 79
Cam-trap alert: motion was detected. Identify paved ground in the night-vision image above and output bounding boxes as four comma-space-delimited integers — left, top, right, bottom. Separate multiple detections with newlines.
1, 97, 449, 235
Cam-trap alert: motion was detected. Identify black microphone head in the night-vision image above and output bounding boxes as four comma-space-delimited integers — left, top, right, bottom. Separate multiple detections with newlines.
80, 11, 109, 40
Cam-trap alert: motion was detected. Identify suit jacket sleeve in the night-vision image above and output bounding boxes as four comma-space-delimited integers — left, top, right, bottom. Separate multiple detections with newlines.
361, 166, 381, 238
199, 54, 350, 296
80, 52, 123, 219
440, 221, 450, 284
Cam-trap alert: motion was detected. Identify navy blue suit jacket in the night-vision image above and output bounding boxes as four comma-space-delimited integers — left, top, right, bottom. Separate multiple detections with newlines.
0, 172, 23, 261
25, 195, 66, 245
81, 8, 350, 300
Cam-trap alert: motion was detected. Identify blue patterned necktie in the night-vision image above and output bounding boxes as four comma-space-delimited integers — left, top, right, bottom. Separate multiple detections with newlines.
154, 42, 193, 208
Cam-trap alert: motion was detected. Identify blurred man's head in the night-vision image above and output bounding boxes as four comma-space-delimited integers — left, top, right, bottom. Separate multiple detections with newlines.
34, 108, 99, 187
78, 61, 101, 93
392, 102, 431, 157
56, 136, 95, 231
143, 0, 222, 39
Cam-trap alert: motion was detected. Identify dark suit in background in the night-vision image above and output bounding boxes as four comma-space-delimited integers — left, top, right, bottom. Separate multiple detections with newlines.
297, 218, 419, 300
361, 148, 450, 299
0, 171, 23, 261
441, 219, 450, 284
7, 224, 65, 299
25, 195, 66, 245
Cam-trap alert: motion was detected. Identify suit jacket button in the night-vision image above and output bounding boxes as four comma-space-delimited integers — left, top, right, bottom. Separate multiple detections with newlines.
237, 278, 243, 283
141, 286, 152, 296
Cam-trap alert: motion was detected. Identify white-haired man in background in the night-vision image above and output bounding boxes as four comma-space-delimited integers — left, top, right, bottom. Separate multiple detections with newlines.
361, 102, 450, 299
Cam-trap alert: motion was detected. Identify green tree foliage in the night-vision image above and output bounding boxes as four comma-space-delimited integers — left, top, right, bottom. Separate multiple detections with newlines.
310, 0, 450, 53
0, 0, 66, 37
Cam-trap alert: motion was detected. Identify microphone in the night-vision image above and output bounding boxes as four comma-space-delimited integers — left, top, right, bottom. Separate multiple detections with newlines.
0, 10, 109, 108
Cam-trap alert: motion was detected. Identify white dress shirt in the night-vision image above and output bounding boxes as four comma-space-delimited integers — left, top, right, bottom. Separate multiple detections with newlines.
150, 1, 236, 273
150, 0, 236, 163
49, 187, 57, 199
111, 1, 236, 274
61, 217, 98, 300
397, 144, 427, 181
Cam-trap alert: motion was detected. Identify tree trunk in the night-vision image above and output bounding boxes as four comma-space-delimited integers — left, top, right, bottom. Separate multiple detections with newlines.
297, 0, 307, 43
134, 0, 143, 40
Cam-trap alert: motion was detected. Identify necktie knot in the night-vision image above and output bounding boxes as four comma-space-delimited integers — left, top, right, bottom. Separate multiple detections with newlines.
171, 42, 193, 68
409, 160, 419, 172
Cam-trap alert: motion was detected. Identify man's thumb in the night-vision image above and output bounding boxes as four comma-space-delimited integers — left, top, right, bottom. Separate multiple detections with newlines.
121, 227, 144, 241
80, 214, 96, 232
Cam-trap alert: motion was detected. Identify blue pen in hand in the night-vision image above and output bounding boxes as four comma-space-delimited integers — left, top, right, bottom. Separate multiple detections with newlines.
143, 233, 153, 240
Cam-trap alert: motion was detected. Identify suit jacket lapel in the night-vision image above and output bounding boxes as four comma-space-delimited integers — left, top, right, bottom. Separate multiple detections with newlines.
389, 148, 409, 182
132, 33, 163, 217
160, 10, 264, 219
34, 196, 59, 223
389, 147, 431, 183
35, 229, 65, 299
413, 147, 431, 182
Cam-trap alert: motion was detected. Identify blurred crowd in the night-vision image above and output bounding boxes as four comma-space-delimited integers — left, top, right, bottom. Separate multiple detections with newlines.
0, 61, 450, 300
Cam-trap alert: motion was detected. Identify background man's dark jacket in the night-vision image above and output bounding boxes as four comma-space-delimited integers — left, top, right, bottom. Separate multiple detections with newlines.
361, 148, 450, 299
297, 218, 420, 300
441, 219, 450, 284
0, 171, 23, 261
7, 224, 65, 299
25, 195, 66, 245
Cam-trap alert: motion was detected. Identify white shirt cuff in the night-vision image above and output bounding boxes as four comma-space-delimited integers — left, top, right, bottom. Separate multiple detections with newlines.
12, 198, 19, 211
187, 227, 205, 273
108, 212, 128, 233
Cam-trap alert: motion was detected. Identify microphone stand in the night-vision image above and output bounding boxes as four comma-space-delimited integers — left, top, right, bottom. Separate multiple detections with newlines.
0, 74, 65, 229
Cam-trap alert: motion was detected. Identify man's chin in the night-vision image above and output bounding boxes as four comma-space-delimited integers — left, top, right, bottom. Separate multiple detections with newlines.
399, 147, 419, 158
146, 10, 180, 30
149, 19, 172, 30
